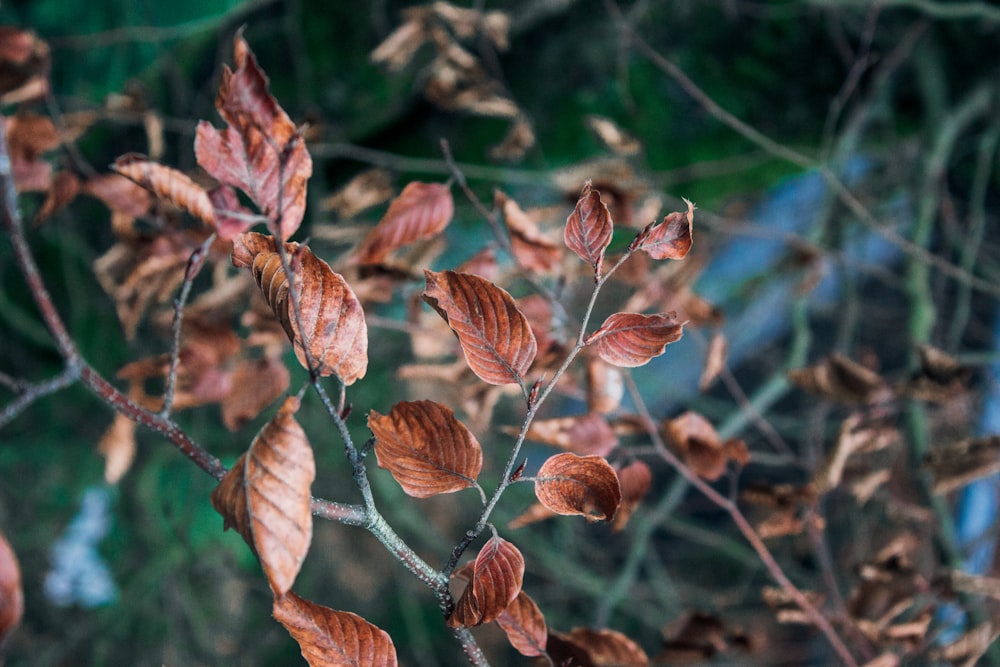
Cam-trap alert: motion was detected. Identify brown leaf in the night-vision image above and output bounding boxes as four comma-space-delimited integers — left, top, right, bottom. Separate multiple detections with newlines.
0, 27, 50, 105
787, 353, 890, 404
422, 270, 536, 385
564, 181, 613, 274
534, 453, 621, 521
507, 502, 558, 530
6, 113, 59, 159
586, 312, 684, 368
195, 31, 312, 240
496, 590, 548, 657
207, 184, 258, 240
0, 529, 23, 644
221, 356, 291, 432
211, 397, 315, 596
34, 170, 79, 224
319, 169, 394, 218
902, 344, 974, 403
369, 400, 483, 498
112, 153, 215, 227
566, 627, 649, 666
635, 199, 694, 260
586, 116, 641, 155
523, 413, 618, 458
83, 172, 153, 219
925, 435, 1000, 495
815, 413, 899, 493
699, 333, 727, 392
98, 412, 137, 485
662, 411, 748, 481
448, 536, 524, 628
613, 460, 653, 531
496, 190, 561, 273
489, 117, 535, 162
586, 356, 625, 414
233, 232, 368, 383
273, 591, 398, 667
357, 181, 453, 265
658, 611, 751, 663
370, 11, 428, 71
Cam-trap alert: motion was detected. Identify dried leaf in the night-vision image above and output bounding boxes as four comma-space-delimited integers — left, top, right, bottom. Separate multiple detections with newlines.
370, 400, 483, 498
83, 172, 153, 219
815, 413, 900, 493
564, 181, 613, 274
586, 115, 642, 156
902, 344, 974, 402
370, 14, 428, 71
566, 627, 649, 666
34, 170, 79, 224
489, 117, 535, 162
657, 611, 751, 663
545, 631, 597, 667
208, 184, 258, 240
357, 182, 453, 265
662, 411, 748, 481
0, 27, 50, 105
195, 31, 312, 240
98, 412, 137, 484
496, 190, 561, 273
507, 502, 558, 530
925, 435, 1000, 495
586, 312, 684, 368
522, 413, 618, 458
0, 529, 23, 644
273, 591, 398, 667
788, 353, 890, 405
319, 169, 394, 218
211, 397, 315, 596
233, 232, 368, 383
422, 270, 536, 385
221, 356, 291, 431
699, 333, 727, 392
112, 153, 215, 227
448, 536, 524, 628
613, 460, 653, 531
534, 453, 621, 521
586, 356, 625, 414
635, 199, 695, 260
496, 590, 548, 657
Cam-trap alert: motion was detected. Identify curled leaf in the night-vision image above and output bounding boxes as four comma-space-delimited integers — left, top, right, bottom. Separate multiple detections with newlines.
211, 397, 315, 596
523, 413, 618, 457
534, 453, 621, 521
233, 232, 368, 383
497, 590, 548, 657
496, 190, 561, 273
273, 591, 398, 667
787, 353, 890, 404
422, 270, 536, 385
635, 198, 694, 260
357, 181, 454, 265
112, 153, 215, 227
564, 181, 613, 274
613, 460, 653, 532
448, 536, 524, 627
586, 312, 684, 367
369, 400, 483, 498
662, 411, 749, 481
566, 627, 650, 667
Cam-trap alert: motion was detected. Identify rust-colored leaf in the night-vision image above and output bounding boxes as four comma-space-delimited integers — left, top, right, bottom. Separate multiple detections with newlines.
523, 413, 618, 458
211, 397, 315, 596
221, 356, 291, 432
233, 232, 368, 383
319, 169, 394, 218
112, 153, 215, 227
496, 190, 561, 273
273, 591, 398, 667
613, 460, 653, 532
0, 529, 23, 644
83, 172, 153, 219
787, 353, 891, 405
448, 536, 524, 628
564, 181, 613, 274
422, 270, 536, 385
699, 332, 727, 392
545, 631, 597, 667
195, 31, 312, 240
585, 312, 684, 368
35, 170, 79, 224
98, 411, 137, 485
208, 184, 258, 240
636, 198, 694, 260
566, 627, 650, 667
534, 453, 621, 521
369, 400, 483, 498
662, 411, 749, 481
357, 181, 453, 265
507, 502, 557, 530
496, 590, 547, 657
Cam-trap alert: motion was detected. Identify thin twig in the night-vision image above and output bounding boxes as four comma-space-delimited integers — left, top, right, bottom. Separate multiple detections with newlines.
0, 367, 80, 429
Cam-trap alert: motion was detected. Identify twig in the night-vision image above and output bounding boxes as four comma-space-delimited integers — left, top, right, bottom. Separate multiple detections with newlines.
0, 367, 80, 429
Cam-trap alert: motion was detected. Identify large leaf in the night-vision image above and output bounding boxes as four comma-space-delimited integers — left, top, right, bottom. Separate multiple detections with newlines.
585, 312, 683, 368
448, 536, 525, 628
534, 453, 621, 521
369, 400, 482, 498
422, 270, 536, 385
356, 181, 453, 264
0, 529, 23, 644
195, 31, 312, 240
273, 591, 398, 667
496, 590, 548, 657
634, 198, 694, 260
211, 397, 315, 596
233, 232, 368, 383
564, 181, 613, 274
112, 153, 215, 227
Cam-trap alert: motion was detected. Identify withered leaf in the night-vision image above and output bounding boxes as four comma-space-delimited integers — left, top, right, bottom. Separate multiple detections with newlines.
586, 356, 625, 414
586, 312, 684, 368
635, 199, 694, 260
699, 332, 728, 392
98, 412, 137, 485
357, 181, 453, 265
448, 536, 524, 628
586, 115, 642, 156
925, 435, 1000, 495
35, 170, 79, 224
195, 31, 312, 240
112, 153, 215, 227
662, 411, 749, 481
544, 631, 597, 667
0, 27, 50, 105
613, 460, 653, 531
0, 528, 23, 644
523, 413, 618, 458
221, 356, 291, 432
233, 232, 368, 383
273, 591, 398, 667
507, 502, 558, 530
564, 181, 613, 274
489, 117, 535, 162
319, 169, 394, 218
211, 397, 315, 596
534, 453, 621, 521
369, 400, 483, 498
815, 413, 899, 493
787, 353, 890, 404
83, 172, 153, 220
422, 270, 536, 386
496, 190, 561, 273
566, 627, 650, 666
496, 590, 547, 657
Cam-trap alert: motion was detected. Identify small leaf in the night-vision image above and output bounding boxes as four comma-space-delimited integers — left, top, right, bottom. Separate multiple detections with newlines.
586, 115, 642, 156
422, 270, 536, 385
699, 332, 727, 391
523, 413, 618, 457
357, 181, 454, 265
925, 435, 1000, 495
787, 353, 890, 404
534, 453, 621, 521
564, 181, 613, 274
448, 536, 525, 628
638, 198, 694, 260
233, 232, 368, 383
496, 590, 548, 657
221, 356, 291, 432
586, 312, 684, 367
662, 411, 749, 481
211, 397, 315, 596
0, 529, 23, 644
613, 460, 653, 532
496, 190, 561, 273
566, 627, 650, 667
369, 400, 483, 498
273, 591, 398, 667
98, 412, 137, 484
586, 356, 625, 414
112, 153, 215, 227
